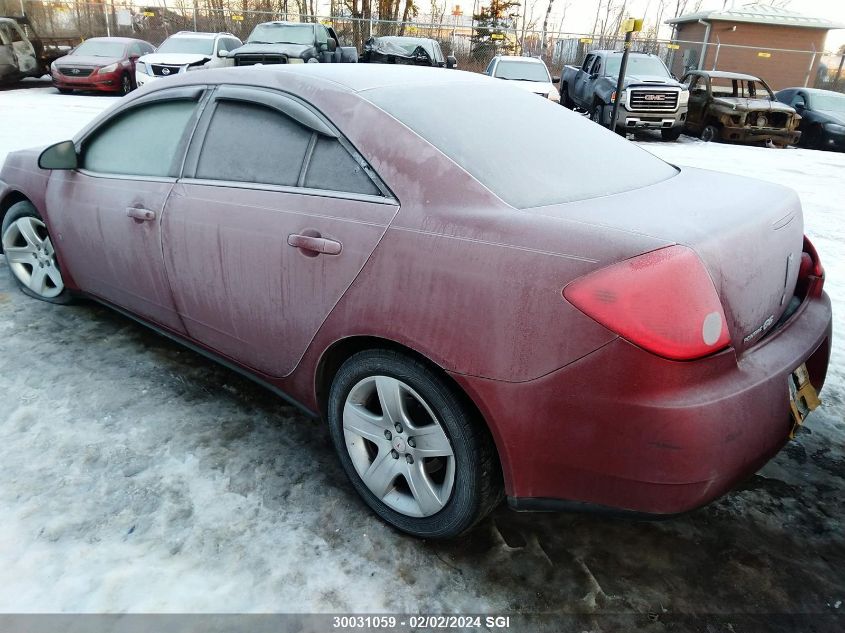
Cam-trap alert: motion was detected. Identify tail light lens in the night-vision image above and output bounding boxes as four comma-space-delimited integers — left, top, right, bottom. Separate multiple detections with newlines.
563, 245, 730, 361
797, 235, 824, 298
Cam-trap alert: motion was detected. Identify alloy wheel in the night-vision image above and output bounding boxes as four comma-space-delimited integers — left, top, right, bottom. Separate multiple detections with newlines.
2, 216, 64, 298
121, 74, 132, 95
342, 375, 455, 517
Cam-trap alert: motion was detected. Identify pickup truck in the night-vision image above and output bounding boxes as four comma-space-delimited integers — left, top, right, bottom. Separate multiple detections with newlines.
0, 16, 75, 86
227, 21, 357, 66
560, 50, 689, 141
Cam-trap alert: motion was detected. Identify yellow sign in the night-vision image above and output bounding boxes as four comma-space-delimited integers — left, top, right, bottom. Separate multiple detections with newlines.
757, 51, 772, 58
491, 33, 505, 41
142, 11, 155, 17
579, 37, 593, 43
666, 43, 680, 50
623, 17, 643, 33
232, 15, 244, 21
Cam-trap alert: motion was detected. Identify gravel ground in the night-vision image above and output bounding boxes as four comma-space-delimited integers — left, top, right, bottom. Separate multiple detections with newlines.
0, 86, 843, 629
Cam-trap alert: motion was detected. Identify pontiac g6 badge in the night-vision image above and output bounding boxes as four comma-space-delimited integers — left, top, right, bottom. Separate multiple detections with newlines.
744, 315, 776, 344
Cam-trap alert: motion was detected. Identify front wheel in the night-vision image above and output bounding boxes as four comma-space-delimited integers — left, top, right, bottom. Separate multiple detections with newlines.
327, 350, 502, 539
590, 102, 605, 126
661, 127, 683, 141
119, 73, 132, 96
1, 201, 72, 304
560, 86, 574, 109
701, 124, 721, 143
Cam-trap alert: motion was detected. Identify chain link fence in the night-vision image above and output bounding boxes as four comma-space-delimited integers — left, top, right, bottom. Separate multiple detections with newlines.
5, 0, 844, 91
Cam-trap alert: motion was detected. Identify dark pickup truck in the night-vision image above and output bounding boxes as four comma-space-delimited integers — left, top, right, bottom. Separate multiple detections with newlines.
227, 21, 357, 66
561, 50, 689, 140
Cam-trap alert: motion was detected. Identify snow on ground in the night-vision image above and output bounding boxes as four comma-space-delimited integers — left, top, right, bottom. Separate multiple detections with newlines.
0, 87, 843, 621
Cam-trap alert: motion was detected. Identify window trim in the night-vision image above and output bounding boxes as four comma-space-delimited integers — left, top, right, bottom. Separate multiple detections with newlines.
182, 84, 394, 201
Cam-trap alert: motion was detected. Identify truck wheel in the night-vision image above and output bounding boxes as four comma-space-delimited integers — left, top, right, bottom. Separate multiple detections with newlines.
661, 127, 683, 142
701, 124, 720, 143
560, 86, 573, 109
590, 103, 604, 126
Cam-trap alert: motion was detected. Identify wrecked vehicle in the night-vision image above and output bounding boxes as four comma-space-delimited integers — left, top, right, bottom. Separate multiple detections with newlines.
682, 70, 801, 146
360, 36, 456, 68
228, 21, 357, 66
136, 31, 240, 87
0, 16, 73, 86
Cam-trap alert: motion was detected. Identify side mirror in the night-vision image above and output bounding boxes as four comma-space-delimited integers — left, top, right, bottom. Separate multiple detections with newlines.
129, 54, 139, 62
217, 49, 230, 58
38, 140, 77, 170
319, 43, 329, 53
552, 76, 561, 84
794, 102, 805, 112
446, 55, 457, 69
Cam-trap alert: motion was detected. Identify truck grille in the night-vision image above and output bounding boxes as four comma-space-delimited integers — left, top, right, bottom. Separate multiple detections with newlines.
151, 64, 184, 77
628, 89, 679, 112
234, 54, 287, 66
56, 66, 94, 77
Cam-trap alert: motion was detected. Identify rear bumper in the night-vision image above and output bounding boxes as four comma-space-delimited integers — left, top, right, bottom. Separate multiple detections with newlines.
453, 291, 832, 515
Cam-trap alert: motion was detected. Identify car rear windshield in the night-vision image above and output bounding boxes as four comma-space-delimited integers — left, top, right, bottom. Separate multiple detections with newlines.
605, 55, 670, 78
493, 60, 550, 82
157, 37, 214, 55
73, 40, 126, 57
365, 81, 677, 209
248, 24, 314, 45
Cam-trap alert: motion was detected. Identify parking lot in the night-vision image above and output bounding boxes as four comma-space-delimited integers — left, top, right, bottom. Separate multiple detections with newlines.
0, 82, 844, 626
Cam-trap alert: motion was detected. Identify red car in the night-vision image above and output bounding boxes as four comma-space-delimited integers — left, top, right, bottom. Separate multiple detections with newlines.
50, 36, 155, 95
0, 66, 832, 538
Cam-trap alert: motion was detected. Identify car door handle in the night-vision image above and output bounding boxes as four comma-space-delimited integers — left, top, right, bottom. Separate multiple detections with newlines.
126, 207, 156, 221
287, 233, 342, 256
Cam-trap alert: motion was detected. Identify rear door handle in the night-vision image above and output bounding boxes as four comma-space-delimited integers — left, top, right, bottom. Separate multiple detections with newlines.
126, 207, 156, 221
287, 233, 342, 256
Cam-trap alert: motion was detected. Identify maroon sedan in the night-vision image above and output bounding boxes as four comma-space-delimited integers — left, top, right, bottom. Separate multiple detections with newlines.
50, 37, 154, 95
0, 66, 831, 538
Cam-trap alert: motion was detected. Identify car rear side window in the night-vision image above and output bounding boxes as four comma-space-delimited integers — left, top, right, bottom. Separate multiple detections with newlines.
82, 100, 197, 177
304, 137, 380, 196
196, 101, 312, 186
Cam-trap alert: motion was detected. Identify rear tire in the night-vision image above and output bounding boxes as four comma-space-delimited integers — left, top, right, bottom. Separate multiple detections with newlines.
326, 349, 502, 539
1, 201, 72, 304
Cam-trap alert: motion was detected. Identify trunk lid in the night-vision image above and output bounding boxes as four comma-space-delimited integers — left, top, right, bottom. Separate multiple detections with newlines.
526, 166, 804, 356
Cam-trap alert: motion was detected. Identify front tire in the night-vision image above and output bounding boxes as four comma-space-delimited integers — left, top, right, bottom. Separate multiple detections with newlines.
1, 201, 72, 304
327, 350, 502, 539
701, 123, 721, 143
119, 73, 132, 96
661, 127, 683, 141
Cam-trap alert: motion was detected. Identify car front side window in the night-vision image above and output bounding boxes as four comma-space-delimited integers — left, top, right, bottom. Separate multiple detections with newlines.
81, 99, 198, 177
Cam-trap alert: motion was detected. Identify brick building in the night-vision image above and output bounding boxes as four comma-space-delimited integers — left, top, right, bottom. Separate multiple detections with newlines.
666, 2, 844, 90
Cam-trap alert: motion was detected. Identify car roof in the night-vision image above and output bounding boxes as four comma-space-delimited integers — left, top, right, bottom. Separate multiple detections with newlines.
589, 49, 655, 57
183, 64, 493, 93
374, 36, 435, 44
79, 36, 145, 44
494, 56, 546, 64
691, 70, 761, 81
776, 87, 840, 95
169, 31, 228, 39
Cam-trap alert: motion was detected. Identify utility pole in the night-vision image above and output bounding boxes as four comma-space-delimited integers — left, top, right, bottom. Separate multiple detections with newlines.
610, 17, 643, 133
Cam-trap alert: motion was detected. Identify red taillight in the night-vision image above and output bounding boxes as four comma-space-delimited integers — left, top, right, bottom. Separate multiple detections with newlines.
563, 245, 731, 361
798, 235, 824, 298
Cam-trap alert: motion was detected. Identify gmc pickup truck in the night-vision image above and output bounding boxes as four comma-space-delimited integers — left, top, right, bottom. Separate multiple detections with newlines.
227, 21, 357, 66
561, 50, 689, 141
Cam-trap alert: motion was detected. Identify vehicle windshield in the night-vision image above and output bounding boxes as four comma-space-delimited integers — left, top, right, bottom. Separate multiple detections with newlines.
72, 40, 126, 57
248, 24, 314, 45
493, 60, 550, 82
367, 81, 677, 209
810, 92, 845, 112
157, 36, 214, 55
710, 78, 772, 99
604, 55, 670, 78
378, 37, 431, 55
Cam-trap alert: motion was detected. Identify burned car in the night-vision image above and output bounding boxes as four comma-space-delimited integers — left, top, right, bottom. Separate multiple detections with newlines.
682, 70, 800, 146
360, 36, 456, 68
0, 16, 74, 86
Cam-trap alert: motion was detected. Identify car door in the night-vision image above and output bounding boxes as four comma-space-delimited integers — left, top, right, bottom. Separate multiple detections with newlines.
161, 85, 399, 377
45, 86, 207, 333
684, 73, 707, 132
575, 54, 596, 106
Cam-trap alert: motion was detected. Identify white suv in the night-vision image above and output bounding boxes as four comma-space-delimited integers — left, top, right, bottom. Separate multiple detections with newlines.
485, 55, 560, 103
136, 31, 242, 87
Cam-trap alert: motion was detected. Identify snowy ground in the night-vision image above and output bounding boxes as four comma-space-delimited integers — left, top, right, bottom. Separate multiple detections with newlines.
0, 86, 844, 624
